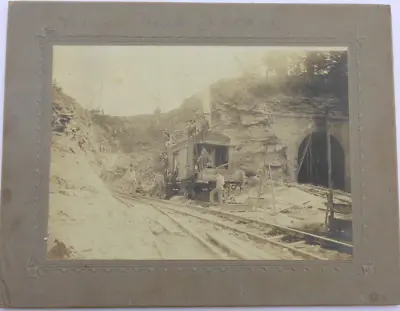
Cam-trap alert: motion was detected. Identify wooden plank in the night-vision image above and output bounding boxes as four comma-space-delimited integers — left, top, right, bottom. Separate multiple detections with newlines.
121, 195, 336, 260
116, 195, 226, 259
118, 193, 347, 252
206, 232, 249, 259
226, 233, 279, 260
148, 203, 227, 259
206, 232, 271, 260
268, 234, 285, 241
196, 204, 352, 249
148, 201, 327, 260
318, 208, 353, 219
287, 240, 307, 247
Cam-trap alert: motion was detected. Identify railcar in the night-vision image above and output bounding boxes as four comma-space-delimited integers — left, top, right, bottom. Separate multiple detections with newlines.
164, 130, 242, 201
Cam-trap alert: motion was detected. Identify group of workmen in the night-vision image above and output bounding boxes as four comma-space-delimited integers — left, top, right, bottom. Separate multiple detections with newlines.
159, 114, 211, 179
162, 114, 211, 149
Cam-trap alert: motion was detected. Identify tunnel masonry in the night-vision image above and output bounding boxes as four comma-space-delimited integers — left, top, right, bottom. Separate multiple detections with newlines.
269, 112, 351, 192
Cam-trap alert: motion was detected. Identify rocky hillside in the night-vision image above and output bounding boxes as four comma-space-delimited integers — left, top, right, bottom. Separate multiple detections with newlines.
207, 75, 345, 178
51, 68, 346, 189
89, 74, 345, 182
51, 84, 203, 193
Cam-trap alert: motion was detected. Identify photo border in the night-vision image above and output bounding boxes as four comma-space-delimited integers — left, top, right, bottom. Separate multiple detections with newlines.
1, 2, 399, 307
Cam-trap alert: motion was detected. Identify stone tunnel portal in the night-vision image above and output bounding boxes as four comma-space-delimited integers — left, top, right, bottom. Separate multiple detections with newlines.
297, 131, 346, 191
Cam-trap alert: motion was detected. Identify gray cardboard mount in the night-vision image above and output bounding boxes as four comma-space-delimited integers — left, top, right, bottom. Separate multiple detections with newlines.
1, 1, 399, 308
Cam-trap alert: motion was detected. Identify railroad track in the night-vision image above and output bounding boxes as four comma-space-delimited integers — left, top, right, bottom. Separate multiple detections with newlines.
114, 192, 352, 260
115, 194, 297, 260
114, 195, 231, 259
288, 182, 352, 205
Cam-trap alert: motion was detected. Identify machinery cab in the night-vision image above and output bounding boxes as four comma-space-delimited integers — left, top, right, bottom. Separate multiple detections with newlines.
194, 142, 235, 182
166, 130, 234, 183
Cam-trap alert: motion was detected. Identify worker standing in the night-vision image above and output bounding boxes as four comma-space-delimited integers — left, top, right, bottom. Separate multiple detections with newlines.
163, 130, 171, 143
197, 147, 210, 171
187, 120, 197, 140
210, 172, 225, 205
199, 115, 210, 142
124, 164, 138, 196
161, 152, 169, 178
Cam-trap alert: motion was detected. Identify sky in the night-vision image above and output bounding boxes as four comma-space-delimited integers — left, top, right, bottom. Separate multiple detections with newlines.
52, 45, 346, 116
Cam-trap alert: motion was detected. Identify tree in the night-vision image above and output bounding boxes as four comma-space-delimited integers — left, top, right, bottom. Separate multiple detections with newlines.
262, 51, 303, 79
286, 51, 348, 107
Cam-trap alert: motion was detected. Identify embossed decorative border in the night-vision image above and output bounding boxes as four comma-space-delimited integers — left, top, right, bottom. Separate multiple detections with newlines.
37, 29, 365, 271
1, 2, 398, 308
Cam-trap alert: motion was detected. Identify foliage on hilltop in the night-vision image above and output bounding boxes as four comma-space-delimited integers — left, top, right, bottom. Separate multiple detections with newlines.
211, 50, 348, 115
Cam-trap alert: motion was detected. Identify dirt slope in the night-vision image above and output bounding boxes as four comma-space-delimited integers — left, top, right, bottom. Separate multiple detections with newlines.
49, 86, 158, 259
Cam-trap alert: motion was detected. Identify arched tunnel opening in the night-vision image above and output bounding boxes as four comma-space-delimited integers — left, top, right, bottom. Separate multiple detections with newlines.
297, 132, 346, 191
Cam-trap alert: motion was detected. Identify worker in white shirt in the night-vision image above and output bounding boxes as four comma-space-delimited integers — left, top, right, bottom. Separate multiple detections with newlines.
210, 172, 225, 205
125, 164, 137, 195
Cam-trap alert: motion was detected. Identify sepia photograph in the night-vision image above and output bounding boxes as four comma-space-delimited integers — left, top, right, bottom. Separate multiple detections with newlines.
4, 2, 398, 307
48, 45, 352, 261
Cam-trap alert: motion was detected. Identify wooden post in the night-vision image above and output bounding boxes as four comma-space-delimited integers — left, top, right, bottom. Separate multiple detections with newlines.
257, 142, 267, 208
326, 110, 332, 190
325, 109, 334, 229
268, 164, 276, 214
